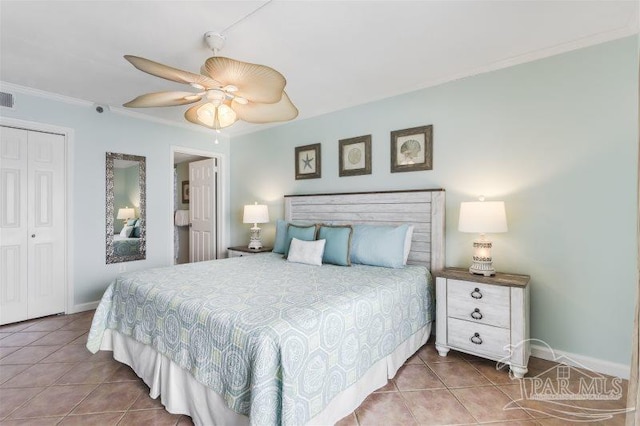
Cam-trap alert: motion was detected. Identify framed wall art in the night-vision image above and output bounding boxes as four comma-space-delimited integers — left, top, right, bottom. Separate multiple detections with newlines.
390, 125, 433, 173
181, 180, 190, 204
295, 143, 321, 180
339, 135, 371, 177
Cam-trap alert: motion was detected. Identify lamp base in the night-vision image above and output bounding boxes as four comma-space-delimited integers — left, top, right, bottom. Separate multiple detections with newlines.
469, 262, 496, 277
469, 238, 496, 276
247, 226, 263, 250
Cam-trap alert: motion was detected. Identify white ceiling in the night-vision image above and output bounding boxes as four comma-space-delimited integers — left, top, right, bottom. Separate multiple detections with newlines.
1, 1, 637, 136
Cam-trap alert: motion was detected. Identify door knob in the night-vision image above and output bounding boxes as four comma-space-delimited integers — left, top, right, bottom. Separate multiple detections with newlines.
31, 234, 36, 238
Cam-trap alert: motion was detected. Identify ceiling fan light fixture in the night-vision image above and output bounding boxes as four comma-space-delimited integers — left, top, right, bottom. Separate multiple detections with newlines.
195, 102, 236, 129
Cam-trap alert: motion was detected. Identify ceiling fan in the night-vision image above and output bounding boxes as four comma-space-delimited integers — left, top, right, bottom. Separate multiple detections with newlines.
123, 32, 298, 131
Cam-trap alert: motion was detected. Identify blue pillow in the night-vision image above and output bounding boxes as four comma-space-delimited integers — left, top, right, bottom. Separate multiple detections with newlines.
132, 225, 141, 238
317, 225, 353, 266
273, 219, 289, 254
127, 219, 137, 226
350, 224, 409, 268
283, 224, 317, 256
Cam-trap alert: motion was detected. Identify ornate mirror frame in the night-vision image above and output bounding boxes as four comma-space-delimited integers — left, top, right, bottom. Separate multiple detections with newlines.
105, 152, 146, 263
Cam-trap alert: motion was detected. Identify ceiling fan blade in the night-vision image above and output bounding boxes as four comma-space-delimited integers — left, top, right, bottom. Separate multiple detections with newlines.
123, 91, 202, 108
232, 91, 298, 124
204, 56, 286, 104
125, 55, 221, 89
184, 101, 238, 130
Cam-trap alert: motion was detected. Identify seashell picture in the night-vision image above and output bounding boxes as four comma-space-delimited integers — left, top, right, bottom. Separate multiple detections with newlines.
390, 125, 433, 173
339, 135, 372, 177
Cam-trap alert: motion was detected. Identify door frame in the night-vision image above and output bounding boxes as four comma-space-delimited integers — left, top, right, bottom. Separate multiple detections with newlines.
169, 146, 226, 261
1, 117, 73, 315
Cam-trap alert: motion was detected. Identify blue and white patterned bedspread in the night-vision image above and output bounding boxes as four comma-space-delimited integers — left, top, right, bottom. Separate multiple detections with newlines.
87, 253, 434, 425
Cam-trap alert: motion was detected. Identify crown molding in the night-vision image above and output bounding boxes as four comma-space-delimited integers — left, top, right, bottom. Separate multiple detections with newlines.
0, 81, 217, 136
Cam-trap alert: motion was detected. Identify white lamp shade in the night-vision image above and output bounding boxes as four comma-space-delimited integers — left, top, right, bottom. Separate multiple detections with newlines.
117, 207, 135, 220
243, 204, 269, 224
458, 201, 508, 233
174, 209, 189, 226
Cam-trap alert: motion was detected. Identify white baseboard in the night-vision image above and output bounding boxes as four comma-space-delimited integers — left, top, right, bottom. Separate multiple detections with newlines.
531, 343, 630, 380
70, 301, 99, 314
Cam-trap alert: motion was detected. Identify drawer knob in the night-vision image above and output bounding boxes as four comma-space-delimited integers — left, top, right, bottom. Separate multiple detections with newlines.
470, 332, 483, 345
470, 308, 483, 320
471, 288, 483, 299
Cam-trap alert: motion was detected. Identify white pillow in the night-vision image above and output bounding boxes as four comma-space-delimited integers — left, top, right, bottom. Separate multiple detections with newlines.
120, 225, 133, 237
403, 225, 414, 265
287, 238, 326, 266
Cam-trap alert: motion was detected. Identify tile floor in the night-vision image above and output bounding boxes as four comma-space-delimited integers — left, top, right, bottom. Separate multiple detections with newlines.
0, 311, 630, 425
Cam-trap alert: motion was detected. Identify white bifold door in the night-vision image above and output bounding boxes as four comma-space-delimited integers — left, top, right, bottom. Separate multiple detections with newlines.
189, 158, 216, 262
1, 126, 66, 325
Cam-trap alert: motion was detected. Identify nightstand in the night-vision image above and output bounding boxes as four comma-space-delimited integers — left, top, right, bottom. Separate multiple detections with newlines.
227, 246, 273, 258
434, 267, 530, 378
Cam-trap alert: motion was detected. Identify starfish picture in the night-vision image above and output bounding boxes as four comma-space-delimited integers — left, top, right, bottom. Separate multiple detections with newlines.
302, 153, 314, 170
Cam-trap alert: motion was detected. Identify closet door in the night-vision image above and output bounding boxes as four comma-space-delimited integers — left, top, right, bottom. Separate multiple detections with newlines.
0, 127, 66, 324
0, 127, 29, 323
27, 131, 66, 319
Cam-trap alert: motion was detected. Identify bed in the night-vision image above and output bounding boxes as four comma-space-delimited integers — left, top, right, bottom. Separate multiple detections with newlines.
112, 235, 141, 257
88, 189, 445, 425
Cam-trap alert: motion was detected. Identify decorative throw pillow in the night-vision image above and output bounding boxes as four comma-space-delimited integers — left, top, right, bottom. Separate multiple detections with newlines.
273, 219, 289, 254
119, 225, 133, 238
403, 225, 414, 265
317, 225, 353, 266
287, 238, 325, 266
283, 224, 317, 256
132, 225, 141, 238
127, 219, 137, 226
350, 224, 409, 268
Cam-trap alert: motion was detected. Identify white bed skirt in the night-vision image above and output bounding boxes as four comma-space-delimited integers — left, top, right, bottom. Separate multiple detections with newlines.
100, 322, 432, 426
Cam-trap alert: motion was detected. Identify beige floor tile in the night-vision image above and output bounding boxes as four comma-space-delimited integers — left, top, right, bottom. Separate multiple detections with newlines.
130, 392, 166, 410
8, 384, 96, 419
0, 387, 43, 418
373, 380, 397, 393
0, 347, 19, 360
0, 417, 64, 425
29, 330, 86, 346
335, 412, 358, 426
394, 364, 446, 391
429, 360, 493, 388
355, 391, 417, 425
105, 364, 142, 382
71, 381, 146, 414
117, 408, 183, 425
401, 388, 477, 425
0, 321, 38, 333
1, 363, 75, 388
57, 412, 125, 426
0, 332, 50, 347
176, 415, 195, 425
41, 344, 100, 363
416, 343, 463, 364
0, 364, 30, 385
0, 345, 61, 365
56, 360, 122, 385
452, 385, 532, 422
20, 317, 75, 332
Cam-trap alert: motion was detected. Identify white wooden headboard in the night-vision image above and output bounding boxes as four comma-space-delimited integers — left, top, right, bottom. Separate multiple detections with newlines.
284, 189, 445, 271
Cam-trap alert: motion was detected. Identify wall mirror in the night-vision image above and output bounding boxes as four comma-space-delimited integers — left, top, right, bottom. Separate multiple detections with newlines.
106, 152, 146, 263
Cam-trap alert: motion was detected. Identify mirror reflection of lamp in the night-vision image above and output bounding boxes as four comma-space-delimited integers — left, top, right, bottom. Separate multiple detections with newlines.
117, 207, 136, 225
458, 197, 508, 276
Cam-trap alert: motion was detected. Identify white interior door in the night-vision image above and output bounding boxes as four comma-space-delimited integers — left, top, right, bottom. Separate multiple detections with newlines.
189, 158, 216, 262
27, 131, 66, 319
1, 127, 29, 323
0, 126, 66, 324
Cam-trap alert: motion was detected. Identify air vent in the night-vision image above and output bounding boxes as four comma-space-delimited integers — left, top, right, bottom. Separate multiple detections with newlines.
0, 92, 14, 108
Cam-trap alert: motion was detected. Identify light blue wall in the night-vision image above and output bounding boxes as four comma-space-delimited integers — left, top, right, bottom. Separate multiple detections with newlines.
0, 90, 230, 305
230, 37, 639, 366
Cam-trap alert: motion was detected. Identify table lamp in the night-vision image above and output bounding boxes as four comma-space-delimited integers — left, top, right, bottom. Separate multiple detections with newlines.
117, 207, 135, 225
243, 202, 269, 250
458, 198, 508, 276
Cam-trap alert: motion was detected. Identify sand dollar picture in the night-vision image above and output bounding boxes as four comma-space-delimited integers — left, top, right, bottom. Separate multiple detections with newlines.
347, 147, 362, 164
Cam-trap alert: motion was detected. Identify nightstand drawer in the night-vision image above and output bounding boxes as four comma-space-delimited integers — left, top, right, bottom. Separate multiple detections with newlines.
448, 279, 510, 310
447, 317, 510, 359
447, 297, 510, 328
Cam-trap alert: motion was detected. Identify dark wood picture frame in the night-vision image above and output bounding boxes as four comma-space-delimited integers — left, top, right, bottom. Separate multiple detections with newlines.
181, 180, 190, 204
295, 143, 321, 180
339, 135, 372, 177
390, 125, 433, 173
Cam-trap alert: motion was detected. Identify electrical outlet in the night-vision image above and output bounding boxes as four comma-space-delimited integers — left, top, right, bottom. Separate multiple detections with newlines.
118, 264, 127, 273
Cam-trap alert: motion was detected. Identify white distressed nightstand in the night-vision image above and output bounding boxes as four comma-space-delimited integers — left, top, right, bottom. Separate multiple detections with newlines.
434, 267, 530, 378
227, 246, 273, 258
